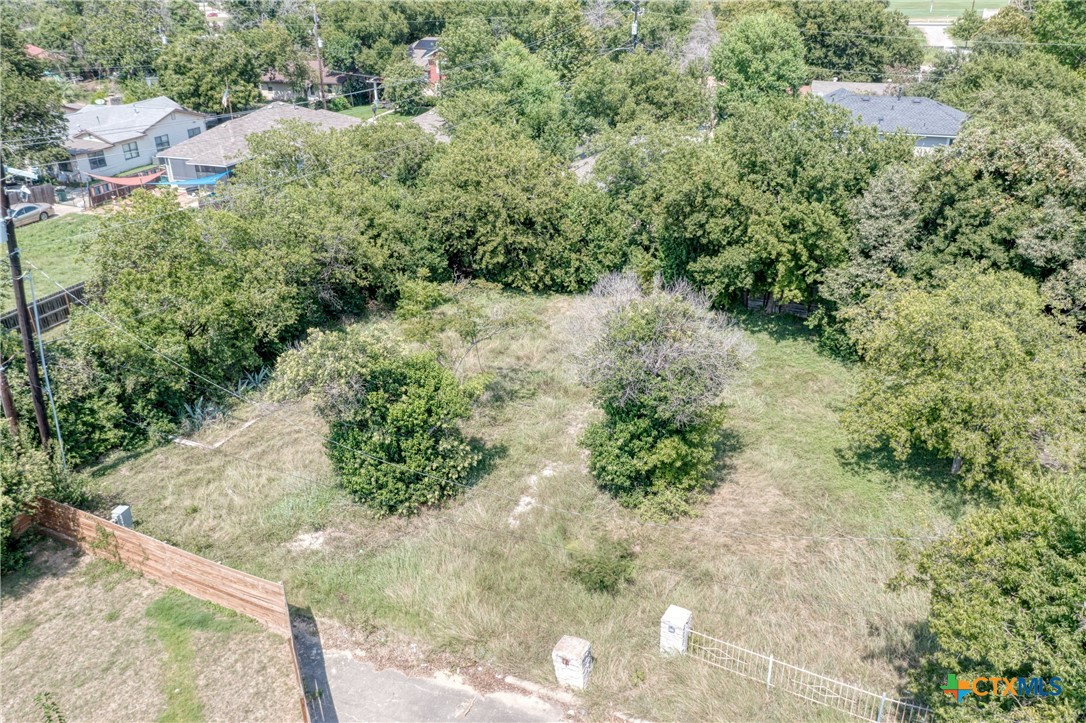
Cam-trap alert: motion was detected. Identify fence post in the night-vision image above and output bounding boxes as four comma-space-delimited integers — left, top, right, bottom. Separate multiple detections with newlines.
877, 693, 886, 722
659, 605, 692, 655
766, 655, 774, 689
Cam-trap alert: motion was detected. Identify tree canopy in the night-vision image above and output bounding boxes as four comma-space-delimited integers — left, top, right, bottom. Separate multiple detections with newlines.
898, 476, 1086, 720
842, 271, 1086, 491
711, 13, 805, 109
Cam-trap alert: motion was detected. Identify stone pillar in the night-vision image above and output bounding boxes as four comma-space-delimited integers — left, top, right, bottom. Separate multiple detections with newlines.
660, 605, 692, 655
552, 635, 592, 690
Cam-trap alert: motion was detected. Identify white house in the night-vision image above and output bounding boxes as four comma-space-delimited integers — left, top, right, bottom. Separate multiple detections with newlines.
60, 96, 208, 180
157, 102, 361, 184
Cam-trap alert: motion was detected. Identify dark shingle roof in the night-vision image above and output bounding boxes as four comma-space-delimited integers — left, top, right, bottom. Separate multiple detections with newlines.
157, 102, 360, 167
822, 89, 968, 138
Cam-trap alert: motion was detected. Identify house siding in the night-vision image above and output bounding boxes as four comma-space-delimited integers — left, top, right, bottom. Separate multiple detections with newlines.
72, 111, 207, 179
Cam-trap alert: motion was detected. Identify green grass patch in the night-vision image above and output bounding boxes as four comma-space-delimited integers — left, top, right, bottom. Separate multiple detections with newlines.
145, 589, 259, 723
1, 214, 97, 308
81, 558, 138, 591
1, 618, 39, 655
888, 0, 1008, 19
338, 106, 414, 124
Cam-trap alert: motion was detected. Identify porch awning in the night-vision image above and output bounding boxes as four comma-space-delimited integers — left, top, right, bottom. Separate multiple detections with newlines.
86, 170, 165, 186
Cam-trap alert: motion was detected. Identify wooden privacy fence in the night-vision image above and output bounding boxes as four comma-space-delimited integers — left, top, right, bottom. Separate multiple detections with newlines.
29, 498, 310, 722
1, 282, 85, 333
5, 184, 57, 207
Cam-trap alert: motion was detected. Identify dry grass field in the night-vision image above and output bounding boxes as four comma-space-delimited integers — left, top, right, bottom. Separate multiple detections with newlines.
1, 539, 298, 723
86, 293, 956, 720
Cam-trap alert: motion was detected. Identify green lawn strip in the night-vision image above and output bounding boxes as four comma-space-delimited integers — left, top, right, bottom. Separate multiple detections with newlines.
887, 0, 1008, 19
2, 214, 97, 309
338, 106, 414, 123
145, 589, 261, 723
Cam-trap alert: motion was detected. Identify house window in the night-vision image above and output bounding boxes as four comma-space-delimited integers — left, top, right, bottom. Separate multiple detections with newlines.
187, 127, 202, 138
154, 134, 170, 152
58, 161, 73, 172
194, 165, 222, 174
122, 141, 139, 160
88, 151, 107, 169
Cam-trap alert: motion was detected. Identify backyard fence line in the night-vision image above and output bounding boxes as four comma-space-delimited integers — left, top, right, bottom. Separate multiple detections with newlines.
27, 498, 310, 723
659, 605, 931, 723
1, 282, 85, 332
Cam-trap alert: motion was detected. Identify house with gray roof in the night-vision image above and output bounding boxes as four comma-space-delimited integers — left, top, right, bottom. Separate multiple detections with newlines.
157, 102, 361, 185
821, 89, 968, 152
62, 96, 207, 179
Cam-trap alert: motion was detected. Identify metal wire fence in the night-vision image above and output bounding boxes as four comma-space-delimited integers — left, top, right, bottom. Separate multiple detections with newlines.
687, 629, 931, 723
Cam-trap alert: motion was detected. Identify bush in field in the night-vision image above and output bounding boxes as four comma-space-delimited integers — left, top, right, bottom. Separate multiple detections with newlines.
270, 328, 481, 515
578, 275, 752, 517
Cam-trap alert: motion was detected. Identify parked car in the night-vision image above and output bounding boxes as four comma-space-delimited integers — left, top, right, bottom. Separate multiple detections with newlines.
10, 202, 54, 227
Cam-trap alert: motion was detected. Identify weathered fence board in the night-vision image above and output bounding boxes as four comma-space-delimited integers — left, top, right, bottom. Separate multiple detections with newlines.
1, 282, 84, 332
34, 498, 291, 634
5, 184, 56, 207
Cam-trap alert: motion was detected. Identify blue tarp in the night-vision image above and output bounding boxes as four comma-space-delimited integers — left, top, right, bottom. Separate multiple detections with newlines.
152, 171, 230, 186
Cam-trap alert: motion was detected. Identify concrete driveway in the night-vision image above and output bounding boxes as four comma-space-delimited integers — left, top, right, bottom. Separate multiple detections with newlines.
294, 618, 567, 723
307, 651, 565, 723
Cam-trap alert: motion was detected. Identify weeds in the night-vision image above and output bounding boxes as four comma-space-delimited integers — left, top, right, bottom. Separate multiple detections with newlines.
33, 692, 65, 723
568, 537, 636, 595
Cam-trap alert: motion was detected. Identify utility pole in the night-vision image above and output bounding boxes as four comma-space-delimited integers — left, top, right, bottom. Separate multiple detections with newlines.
312, 4, 328, 110
631, 0, 641, 50
1, 163, 51, 448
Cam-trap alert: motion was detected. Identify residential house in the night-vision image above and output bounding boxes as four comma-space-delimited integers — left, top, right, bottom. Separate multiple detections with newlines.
157, 101, 361, 184
260, 60, 348, 102
408, 37, 443, 88
821, 89, 968, 152
61, 96, 208, 179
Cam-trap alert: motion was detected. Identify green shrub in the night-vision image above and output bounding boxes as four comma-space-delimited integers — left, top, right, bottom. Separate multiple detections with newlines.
568, 537, 636, 595
578, 277, 751, 517
581, 413, 718, 519
270, 328, 482, 515
0, 429, 85, 573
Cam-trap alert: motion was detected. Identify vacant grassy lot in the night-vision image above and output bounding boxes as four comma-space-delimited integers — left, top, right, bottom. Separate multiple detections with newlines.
888, 0, 1008, 19
1, 213, 96, 308
1, 540, 298, 722
89, 293, 954, 720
